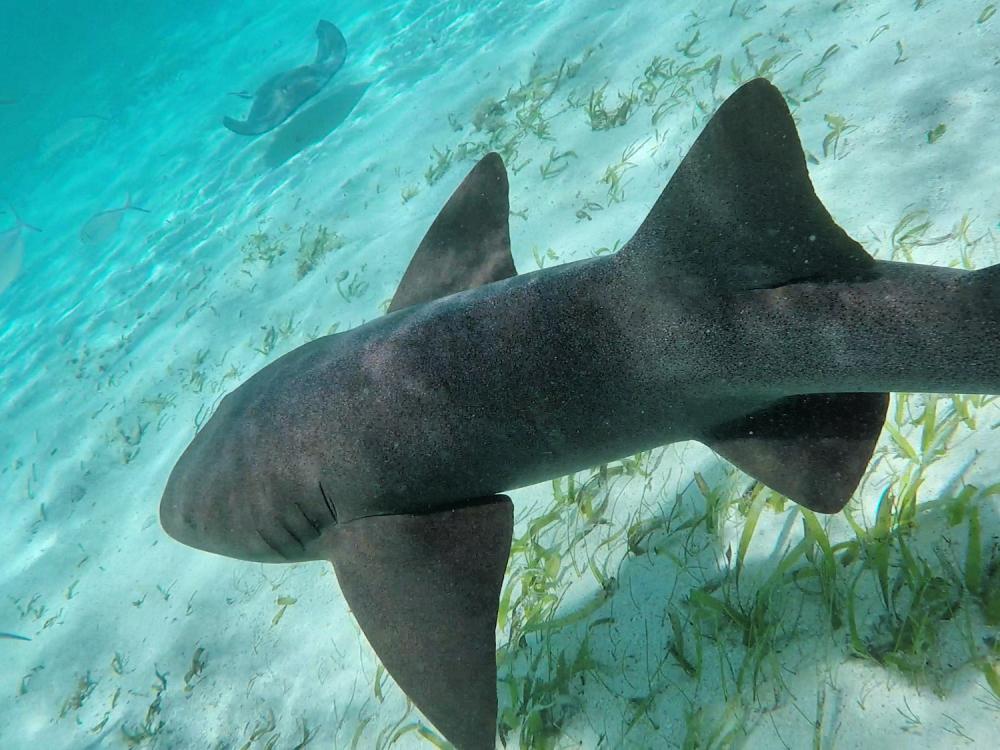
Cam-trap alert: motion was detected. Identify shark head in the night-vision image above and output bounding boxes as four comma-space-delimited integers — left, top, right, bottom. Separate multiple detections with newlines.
160, 376, 337, 564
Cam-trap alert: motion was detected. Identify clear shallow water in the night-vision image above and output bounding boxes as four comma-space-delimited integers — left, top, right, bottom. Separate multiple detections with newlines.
1, 1, 999, 748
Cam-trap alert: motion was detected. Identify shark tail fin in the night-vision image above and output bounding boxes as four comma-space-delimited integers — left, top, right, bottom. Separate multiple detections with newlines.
620, 78, 888, 514
327, 496, 513, 750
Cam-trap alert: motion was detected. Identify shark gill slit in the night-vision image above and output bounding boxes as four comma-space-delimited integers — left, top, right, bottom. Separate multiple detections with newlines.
294, 501, 323, 533
318, 481, 338, 523
279, 519, 306, 550
256, 528, 289, 559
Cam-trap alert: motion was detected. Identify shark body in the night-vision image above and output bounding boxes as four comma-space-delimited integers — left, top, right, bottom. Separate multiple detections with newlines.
161, 79, 1000, 749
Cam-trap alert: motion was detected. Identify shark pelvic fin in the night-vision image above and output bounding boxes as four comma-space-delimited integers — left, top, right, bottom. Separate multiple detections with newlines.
389, 153, 516, 313
619, 77, 874, 290
703, 392, 889, 513
328, 496, 514, 750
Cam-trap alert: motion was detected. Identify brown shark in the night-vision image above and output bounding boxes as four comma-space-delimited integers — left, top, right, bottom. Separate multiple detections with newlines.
160, 79, 1000, 749
223, 20, 348, 136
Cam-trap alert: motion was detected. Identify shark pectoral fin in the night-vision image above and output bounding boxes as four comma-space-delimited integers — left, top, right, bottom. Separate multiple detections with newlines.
702, 392, 889, 513
388, 153, 516, 313
328, 496, 514, 750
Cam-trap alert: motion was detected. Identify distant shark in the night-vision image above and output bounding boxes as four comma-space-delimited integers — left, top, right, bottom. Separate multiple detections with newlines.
223, 20, 347, 136
161, 79, 1000, 749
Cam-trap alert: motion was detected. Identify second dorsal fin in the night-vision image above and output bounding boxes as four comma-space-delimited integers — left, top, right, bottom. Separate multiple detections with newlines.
389, 153, 516, 313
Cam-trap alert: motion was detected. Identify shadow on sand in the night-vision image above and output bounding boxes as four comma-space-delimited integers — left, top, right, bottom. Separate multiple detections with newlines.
260, 82, 370, 169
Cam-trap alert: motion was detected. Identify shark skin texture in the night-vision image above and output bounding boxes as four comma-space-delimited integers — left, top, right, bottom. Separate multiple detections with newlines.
160, 79, 1000, 749
223, 20, 348, 136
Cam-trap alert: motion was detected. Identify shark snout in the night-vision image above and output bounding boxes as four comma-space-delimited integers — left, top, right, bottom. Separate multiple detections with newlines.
159, 436, 331, 564
158, 428, 246, 558
159, 468, 277, 562
158, 466, 205, 551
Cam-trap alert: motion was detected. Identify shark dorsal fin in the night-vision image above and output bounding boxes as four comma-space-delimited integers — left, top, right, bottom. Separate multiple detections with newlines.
389, 153, 515, 313
704, 392, 889, 513
327, 496, 513, 749
619, 78, 874, 289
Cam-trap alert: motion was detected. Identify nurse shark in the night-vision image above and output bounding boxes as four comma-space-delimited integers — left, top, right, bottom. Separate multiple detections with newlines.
160, 79, 1000, 749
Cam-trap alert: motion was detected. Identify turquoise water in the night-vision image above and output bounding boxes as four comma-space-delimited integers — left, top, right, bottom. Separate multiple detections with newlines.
2, 2, 1000, 748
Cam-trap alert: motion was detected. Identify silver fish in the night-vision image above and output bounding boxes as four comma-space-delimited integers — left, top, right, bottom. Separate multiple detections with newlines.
80, 194, 149, 245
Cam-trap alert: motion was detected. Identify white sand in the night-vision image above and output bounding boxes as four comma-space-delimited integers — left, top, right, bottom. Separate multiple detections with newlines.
1, 0, 998, 747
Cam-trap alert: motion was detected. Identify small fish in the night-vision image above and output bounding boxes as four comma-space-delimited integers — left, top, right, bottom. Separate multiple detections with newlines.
0, 201, 41, 295
79, 194, 149, 245
0, 632, 31, 641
